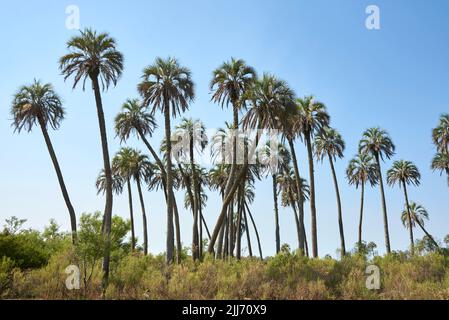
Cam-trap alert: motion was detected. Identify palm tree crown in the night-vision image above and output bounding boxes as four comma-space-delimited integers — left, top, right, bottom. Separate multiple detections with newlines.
314, 127, 345, 162
295, 96, 330, 137
115, 99, 157, 142
210, 57, 256, 109
138, 57, 195, 117
401, 202, 429, 229
387, 160, 421, 187
59, 28, 124, 90
346, 154, 378, 188
431, 152, 449, 185
11, 80, 64, 132
359, 127, 395, 160
432, 114, 449, 153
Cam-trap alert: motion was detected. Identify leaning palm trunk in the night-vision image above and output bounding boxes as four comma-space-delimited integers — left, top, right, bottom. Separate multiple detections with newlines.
38, 116, 77, 244
328, 155, 346, 257
243, 209, 253, 257
272, 175, 281, 254
402, 181, 415, 255
126, 179, 136, 251
375, 154, 391, 254
163, 99, 175, 264
136, 179, 149, 255
236, 185, 245, 260
415, 220, 439, 248
358, 183, 365, 248
305, 133, 318, 258
244, 202, 263, 259
91, 76, 114, 289
140, 130, 182, 261
288, 192, 303, 251
287, 138, 305, 253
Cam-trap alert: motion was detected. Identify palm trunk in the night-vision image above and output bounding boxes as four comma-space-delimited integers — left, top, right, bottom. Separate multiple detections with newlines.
139, 129, 181, 261
358, 183, 365, 248
415, 220, 439, 248
38, 118, 77, 244
289, 193, 302, 251
305, 133, 318, 258
375, 154, 391, 254
91, 76, 113, 290
207, 131, 260, 254
243, 209, 253, 257
136, 179, 148, 255
126, 179, 136, 251
163, 98, 175, 264
244, 202, 263, 259
190, 134, 200, 261
402, 181, 414, 255
272, 175, 281, 254
216, 214, 226, 258
328, 155, 346, 258
287, 138, 305, 254
236, 185, 244, 260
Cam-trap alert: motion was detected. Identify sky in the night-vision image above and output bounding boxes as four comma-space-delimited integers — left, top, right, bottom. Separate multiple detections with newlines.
0, 0, 448, 258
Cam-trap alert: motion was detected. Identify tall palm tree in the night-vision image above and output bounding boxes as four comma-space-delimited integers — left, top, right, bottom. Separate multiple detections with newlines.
387, 160, 421, 254
11, 80, 77, 243
241, 74, 296, 254
315, 127, 346, 257
432, 114, 449, 153
346, 154, 378, 248
111, 148, 142, 252
259, 141, 291, 254
295, 96, 330, 258
175, 118, 207, 260
208, 58, 256, 254
277, 168, 310, 254
400, 202, 439, 248
432, 152, 449, 186
359, 127, 395, 254
138, 57, 194, 263
59, 28, 123, 286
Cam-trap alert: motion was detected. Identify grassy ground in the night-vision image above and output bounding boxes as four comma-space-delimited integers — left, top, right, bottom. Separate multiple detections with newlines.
2, 249, 449, 300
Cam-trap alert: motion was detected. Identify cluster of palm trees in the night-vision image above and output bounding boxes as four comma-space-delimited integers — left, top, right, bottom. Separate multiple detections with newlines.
9, 28, 448, 289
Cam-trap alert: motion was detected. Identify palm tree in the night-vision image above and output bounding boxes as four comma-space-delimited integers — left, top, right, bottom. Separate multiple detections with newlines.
11, 80, 77, 243
400, 202, 439, 248
432, 114, 449, 153
387, 160, 421, 254
346, 154, 378, 248
359, 127, 395, 254
259, 141, 291, 254
241, 74, 296, 254
138, 57, 194, 263
110, 148, 139, 251
295, 96, 330, 258
277, 168, 310, 254
208, 58, 256, 254
174, 118, 207, 260
432, 152, 449, 186
59, 28, 123, 286
315, 127, 346, 257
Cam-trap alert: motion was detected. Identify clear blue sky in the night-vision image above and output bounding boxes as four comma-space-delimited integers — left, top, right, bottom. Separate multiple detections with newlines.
1, 0, 448, 257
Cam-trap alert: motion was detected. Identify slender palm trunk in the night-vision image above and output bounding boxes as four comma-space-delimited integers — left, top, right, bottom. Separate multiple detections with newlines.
190, 134, 200, 261
289, 192, 302, 250
358, 183, 365, 248
91, 76, 113, 289
243, 209, 253, 257
402, 181, 414, 255
236, 186, 244, 260
163, 99, 175, 264
217, 214, 226, 258
126, 179, 136, 251
244, 202, 263, 259
38, 118, 77, 244
287, 138, 305, 254
328, 155, 346, 258
415, 220, 439, 248
305, 133, 318, 258
375, 154, 391, 254
136, 179, 148, 255
139, 130, 181, 261
272, 175, 281, 254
